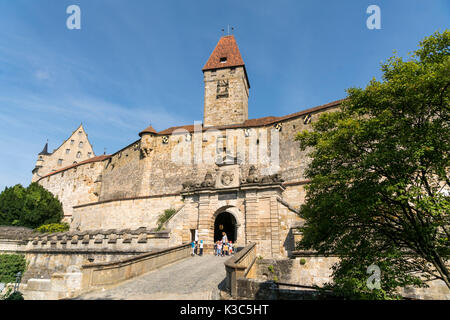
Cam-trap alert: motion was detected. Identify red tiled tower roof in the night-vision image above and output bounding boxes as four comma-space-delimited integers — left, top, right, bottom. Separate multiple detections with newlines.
202, 35, 245, 71
139, 125, 157, 137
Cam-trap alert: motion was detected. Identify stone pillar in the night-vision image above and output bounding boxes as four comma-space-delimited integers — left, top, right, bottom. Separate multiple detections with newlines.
243, 189, 258, 247
270, 194, 281, 257
197, 193, 212, 248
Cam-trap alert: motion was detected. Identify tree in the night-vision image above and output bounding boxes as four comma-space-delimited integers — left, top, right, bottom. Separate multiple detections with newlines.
296, 31, 449, 299
0, 183, 64, 229
0, 185, 26, 226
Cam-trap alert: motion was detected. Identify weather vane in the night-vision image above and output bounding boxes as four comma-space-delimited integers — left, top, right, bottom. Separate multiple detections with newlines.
221, 25, 235, 35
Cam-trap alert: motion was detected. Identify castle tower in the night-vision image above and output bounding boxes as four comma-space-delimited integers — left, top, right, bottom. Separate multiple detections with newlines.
202, 35, 250, 127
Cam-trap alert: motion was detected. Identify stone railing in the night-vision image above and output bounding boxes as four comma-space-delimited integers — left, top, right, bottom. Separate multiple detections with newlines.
80, 243, 191, 294
22, 243, 192, 300
224, 242, 257, 297
24, 227, 170, 253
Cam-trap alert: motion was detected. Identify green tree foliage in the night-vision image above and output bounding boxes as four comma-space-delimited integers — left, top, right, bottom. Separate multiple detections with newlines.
0, 254, 27, 284
296, 31, 450, 299
0, 183, 64, 229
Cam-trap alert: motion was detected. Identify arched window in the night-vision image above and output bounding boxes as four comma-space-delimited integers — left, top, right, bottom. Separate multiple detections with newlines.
76, 151, 81, 158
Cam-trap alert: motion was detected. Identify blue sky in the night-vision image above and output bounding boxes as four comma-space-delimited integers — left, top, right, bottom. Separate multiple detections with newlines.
0, 0, 448, 190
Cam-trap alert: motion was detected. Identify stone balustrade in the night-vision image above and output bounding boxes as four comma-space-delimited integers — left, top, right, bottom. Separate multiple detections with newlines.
224, 242, 257, 297
24, 227, 170, 253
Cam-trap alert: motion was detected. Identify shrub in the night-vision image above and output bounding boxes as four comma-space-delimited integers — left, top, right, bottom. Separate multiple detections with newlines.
268, 265, 274, 273
156, 208, 176, 231
0, 254, 27, 284
300, 258, 306, 265
4, 290, 24, 300
36, 222, 69, 233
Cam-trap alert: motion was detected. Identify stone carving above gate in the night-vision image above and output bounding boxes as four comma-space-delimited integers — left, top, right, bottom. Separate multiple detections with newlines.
181, 164, 284, 192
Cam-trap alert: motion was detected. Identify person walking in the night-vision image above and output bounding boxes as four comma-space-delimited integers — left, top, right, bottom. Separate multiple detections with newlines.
199, 240, 204, 256
191, 240, 196, 256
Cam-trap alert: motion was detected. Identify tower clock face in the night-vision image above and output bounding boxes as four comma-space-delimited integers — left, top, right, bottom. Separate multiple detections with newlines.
216, 79, 229, 98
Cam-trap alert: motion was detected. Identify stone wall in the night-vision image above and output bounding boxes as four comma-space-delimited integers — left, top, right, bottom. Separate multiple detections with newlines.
253, 255, 450, 300
38, 158, 105, 219
72, 194, 183, 232
203, 67, 249, 127
98, 140, 146, 201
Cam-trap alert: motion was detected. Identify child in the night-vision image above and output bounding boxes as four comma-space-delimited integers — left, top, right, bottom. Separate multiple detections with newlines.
214, 241, 218, 255
199, 240, 204, 256
223, 242, 228, 256
217, 241, 222, 256
229, 241, 233, 255
191, 241, 195, 256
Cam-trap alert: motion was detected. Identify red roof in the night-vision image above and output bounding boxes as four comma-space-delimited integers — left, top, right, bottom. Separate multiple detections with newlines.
148, 99, 344, 136
139, 125, 157, 136
203, 35, 245, 71
39, 155, 112, 180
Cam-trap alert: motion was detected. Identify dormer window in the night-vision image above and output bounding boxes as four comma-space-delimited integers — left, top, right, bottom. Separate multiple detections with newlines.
220, 57, 227, 63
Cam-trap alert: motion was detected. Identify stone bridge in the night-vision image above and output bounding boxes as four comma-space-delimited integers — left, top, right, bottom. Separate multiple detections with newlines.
76, 254, 228, 300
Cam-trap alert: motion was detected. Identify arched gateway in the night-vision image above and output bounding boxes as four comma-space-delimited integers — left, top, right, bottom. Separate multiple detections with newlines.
211, 206, 241, 245
214, 211, 237, 242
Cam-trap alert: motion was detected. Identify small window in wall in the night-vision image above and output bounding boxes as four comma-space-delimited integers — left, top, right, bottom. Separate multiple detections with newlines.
220, 57, 227, 63
70, 140, 75, 145
78, 131, 82, 136
79, 141, 83, 148
76, 151, 81, 158
66, 149, 70, 154
230, 67, 235, 73
87, 152, 92, 158
39, 156, 43, 160
57, 159, 63, 166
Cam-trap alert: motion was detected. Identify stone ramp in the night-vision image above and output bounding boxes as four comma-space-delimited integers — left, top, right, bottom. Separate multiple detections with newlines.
76, 254, 228, 300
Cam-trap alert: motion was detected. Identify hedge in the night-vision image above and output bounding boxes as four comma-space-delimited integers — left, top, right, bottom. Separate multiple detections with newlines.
0, 254, 27, 284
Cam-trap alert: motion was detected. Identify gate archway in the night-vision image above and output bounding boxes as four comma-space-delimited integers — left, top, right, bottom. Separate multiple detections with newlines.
213, 211, 237, 243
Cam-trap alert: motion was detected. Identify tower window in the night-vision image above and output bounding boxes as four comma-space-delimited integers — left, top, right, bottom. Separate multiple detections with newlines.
220, 57, 227, 63
76, 151, 81, 158
66, 149, 70, 154
58, 159, 63, 166
87, 152, 92, 158
79, 141, 83, 148
70, 140, 74, 145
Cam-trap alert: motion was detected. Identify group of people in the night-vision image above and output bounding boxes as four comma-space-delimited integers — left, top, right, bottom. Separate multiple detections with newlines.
190, 232, 235, 257
214, 231, 235, 257
191, 239, 204, 256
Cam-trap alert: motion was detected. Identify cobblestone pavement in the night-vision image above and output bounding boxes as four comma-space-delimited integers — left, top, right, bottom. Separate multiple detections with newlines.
77, 254, 228, 300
